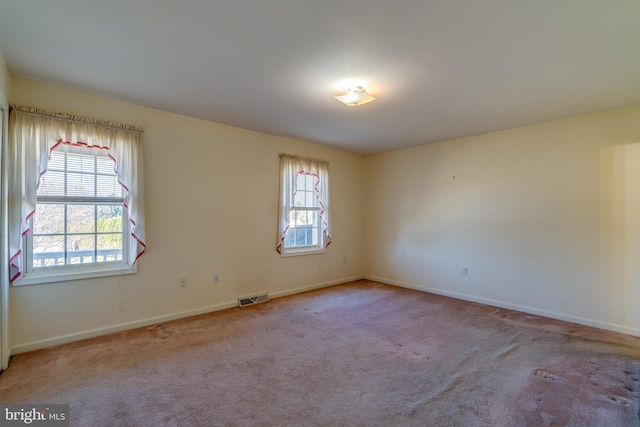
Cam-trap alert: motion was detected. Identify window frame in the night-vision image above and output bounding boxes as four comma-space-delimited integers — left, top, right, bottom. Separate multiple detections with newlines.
16, 144, 136, 286
280, 172, 325, 256
277, 155, 331, 257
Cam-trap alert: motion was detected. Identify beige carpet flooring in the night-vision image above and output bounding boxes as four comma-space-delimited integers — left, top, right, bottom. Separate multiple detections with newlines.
1, 280, 640, 426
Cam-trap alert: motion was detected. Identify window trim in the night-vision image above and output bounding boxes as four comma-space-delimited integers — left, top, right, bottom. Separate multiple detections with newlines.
277, 155, 331, 256
15, 144, 135, 286
281, 186, 324, 255
279, 245, 326, 257
15, 262, 137, 286
8, 106, 146, 284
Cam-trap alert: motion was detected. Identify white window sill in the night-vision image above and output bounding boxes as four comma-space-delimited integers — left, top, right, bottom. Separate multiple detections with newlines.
14, 264, 137, 286
280, 247, 326, 257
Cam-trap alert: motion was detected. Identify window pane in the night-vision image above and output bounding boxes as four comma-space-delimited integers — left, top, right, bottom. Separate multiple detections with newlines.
33, 235, 64, 253
295, 228, 306, 246
308, 211, 318, 228
296, 174, 305, 191
304, 174, 315, 191
296, 210, 307, 226
305, 192, 315, 207
33, 235, 65, 267
80, 154, 96, 173
34, 204, 65, 234
293, 174, 317, 209
48, 151, 65, 170
67, 234, 95, 265
98, 205, 123, 232
38, 170, 65, 196
294, 190, 305, 206
285, 210, 319, 248
284, 229, 294, 247
67, 234, 95, 251
96, 236, 123, 262
97, 175, 122, 197
67, 172, 95, 197
98, 232, 122, 249
67, 205, 95, 233
32, 145, 128, 272
305, 210, 313, 226
66, 152, 95, 173
96, 155, 115, 174
289, 210, 300, 226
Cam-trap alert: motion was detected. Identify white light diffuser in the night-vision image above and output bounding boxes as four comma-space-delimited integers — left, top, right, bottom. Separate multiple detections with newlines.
335, 86, 376, 106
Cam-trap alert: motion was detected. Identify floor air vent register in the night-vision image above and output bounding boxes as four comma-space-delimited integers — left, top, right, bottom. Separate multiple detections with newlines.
238, 293, 269, 307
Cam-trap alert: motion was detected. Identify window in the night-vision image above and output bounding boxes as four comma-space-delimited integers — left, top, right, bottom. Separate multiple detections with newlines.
27, 144, 127, 272
277, 154, 331, 255
8, 106, 146, 285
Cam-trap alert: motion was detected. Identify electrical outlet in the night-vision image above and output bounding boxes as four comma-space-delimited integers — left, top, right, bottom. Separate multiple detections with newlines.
179, 277, 187, 287
462, 267, 469, 276
213, 272, 219, 282
342, 257, 347, 264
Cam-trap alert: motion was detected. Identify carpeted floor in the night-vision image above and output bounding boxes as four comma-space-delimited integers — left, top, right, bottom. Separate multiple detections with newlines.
1, 280, 640, 426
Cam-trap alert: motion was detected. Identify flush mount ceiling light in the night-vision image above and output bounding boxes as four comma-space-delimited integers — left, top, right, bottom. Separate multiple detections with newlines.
335, 86, 376, 106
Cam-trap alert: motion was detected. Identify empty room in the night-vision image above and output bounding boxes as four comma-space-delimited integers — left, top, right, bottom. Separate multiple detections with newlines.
0, 1, 639, 426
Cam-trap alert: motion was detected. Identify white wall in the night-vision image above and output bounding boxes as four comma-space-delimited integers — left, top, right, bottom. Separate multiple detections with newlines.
8, 73, 640, 352
364, 106, 640, 336
9, 77, 365, 352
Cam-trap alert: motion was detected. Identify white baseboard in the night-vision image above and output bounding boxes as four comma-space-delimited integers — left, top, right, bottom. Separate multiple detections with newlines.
10, 300, 239, 355
365, 275, 640, 338
10, 275, 365, 356
269, 275, 364, 300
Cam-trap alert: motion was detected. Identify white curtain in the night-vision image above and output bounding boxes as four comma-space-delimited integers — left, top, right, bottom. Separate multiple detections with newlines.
277, 155, 330, 253
8, 107, 146, 282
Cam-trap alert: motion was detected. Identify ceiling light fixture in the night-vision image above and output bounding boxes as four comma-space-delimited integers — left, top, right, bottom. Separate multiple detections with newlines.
335, 86, 376, 106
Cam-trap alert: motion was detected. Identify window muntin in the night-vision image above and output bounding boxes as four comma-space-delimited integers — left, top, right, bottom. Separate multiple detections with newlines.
26, 144, 128, 273
277, 154, 330, 256
284, 173, 322, 251
8, 107, 145, 284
